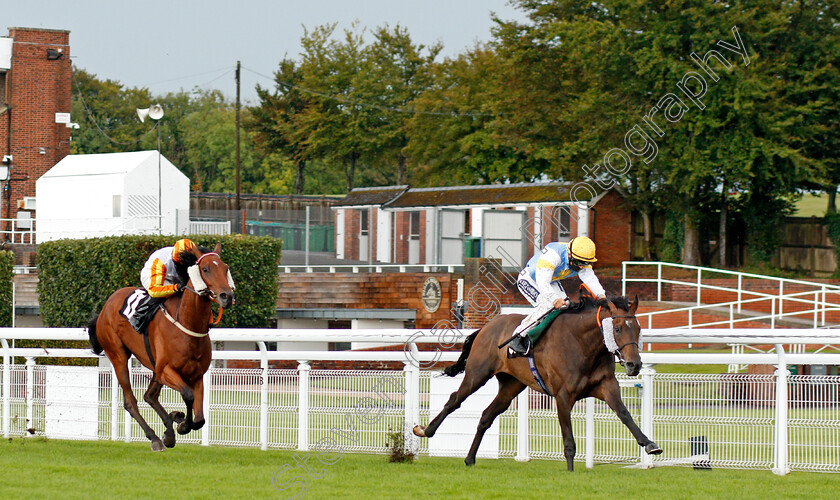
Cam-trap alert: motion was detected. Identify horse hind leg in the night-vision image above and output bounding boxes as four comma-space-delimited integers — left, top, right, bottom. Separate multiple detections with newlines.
414, 361, 495, 439
464, 374, 526, 466
143, 379, 177, 448
112, 357, 165, 451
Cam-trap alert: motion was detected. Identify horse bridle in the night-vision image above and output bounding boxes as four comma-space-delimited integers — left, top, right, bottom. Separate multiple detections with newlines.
171, 253, 230, 332
596, 305, 640, 364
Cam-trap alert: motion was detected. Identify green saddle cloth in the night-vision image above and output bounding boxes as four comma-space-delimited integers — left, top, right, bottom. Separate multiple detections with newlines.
525, 308, 564, 344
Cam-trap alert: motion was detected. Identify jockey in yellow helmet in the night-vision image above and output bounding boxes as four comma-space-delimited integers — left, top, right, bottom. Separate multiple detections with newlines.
507, 236, 606, 357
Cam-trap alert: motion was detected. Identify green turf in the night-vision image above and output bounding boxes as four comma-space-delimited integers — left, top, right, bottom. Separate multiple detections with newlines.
0, 438, 837, 499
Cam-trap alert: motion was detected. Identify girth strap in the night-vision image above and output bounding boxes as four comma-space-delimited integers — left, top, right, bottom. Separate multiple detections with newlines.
143, 328, 156, 369
527, 356, 551, 395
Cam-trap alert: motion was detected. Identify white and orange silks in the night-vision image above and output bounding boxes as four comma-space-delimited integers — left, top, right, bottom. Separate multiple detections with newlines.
140, 246, 184, 298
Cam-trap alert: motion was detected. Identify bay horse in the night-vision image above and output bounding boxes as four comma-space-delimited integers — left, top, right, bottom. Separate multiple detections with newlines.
87, 243, 235, 451
413, 294, 662, 470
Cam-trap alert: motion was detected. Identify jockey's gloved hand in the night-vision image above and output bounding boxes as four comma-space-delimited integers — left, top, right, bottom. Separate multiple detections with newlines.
553, 297, 571, 310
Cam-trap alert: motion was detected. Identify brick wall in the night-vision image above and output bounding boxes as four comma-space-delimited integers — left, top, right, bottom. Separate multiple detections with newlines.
277, 272, 457, 328
1, 28, 71, 223
591, 191, 631, 267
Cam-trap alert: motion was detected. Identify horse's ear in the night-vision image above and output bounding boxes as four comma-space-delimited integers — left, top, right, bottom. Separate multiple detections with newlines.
213, 243, 221, 254
630, 295, 639, 314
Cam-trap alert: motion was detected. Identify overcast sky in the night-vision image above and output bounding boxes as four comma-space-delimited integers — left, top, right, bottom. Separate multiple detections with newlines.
4, 0, 527, 104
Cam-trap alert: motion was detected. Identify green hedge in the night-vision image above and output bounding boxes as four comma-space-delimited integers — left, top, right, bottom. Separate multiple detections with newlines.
37, 234, 282, 328
0, 251, 13, 327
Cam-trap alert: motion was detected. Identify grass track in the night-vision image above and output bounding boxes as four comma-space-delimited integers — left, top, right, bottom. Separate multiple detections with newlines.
1, 438, 838, 499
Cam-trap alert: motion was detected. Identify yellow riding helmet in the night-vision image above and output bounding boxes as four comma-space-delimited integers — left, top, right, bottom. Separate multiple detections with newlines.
172, 239, 197, 263
568, 236, 597, 263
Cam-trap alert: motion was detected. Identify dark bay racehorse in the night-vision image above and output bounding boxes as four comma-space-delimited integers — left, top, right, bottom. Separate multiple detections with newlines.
413, 295, 662, 470
87, 243, 235, 451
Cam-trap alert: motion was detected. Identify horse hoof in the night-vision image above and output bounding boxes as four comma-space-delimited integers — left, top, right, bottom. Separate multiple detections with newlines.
169, 411, 185, 424
645, 442, 663, 455
412, 425, 426, 438
163, 431, 176, 448
177, 422, 191, 435
464, 457, 475, 467
192, 418, 205, 430
151, 440, 165, 452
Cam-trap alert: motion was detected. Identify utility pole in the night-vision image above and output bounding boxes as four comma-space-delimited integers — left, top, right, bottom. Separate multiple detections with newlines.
235, 60, 241, 213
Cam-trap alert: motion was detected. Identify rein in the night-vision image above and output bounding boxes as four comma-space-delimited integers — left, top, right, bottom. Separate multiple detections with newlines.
165, 256, 226, 337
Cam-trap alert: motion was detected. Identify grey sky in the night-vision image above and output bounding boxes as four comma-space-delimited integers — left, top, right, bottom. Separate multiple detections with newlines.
4, 0, 527, 104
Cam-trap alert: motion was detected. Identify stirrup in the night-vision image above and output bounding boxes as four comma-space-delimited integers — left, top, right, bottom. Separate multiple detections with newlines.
507, 335, 531, 358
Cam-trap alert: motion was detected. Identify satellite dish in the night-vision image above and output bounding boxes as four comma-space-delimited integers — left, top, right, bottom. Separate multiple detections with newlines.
136, 104, 164, 123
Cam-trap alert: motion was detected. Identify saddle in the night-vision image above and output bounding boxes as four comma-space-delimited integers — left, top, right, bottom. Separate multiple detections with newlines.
120, 289, 166, 335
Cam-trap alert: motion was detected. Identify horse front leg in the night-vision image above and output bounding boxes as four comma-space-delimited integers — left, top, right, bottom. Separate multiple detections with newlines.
143, 379, 177, 448
159, 366, 195, 435
190, 377, 206, 430
593, 378, 662, 456
554, 393, 577, 471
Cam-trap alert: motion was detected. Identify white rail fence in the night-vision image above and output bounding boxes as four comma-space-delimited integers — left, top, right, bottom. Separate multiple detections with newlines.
1, 328, 839, 475
623, 261, 840, 329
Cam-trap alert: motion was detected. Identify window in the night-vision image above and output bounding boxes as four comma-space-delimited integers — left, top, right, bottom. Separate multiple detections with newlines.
409, 211, 420, 240
556, 206, 571, 241
360, 209, 369, 236
0, 72, 6, 107
112, 195, 122, 217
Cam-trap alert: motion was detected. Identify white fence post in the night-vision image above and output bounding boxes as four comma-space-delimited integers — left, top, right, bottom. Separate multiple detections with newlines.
124, 363, 132, 442
201, 368, 211, 446
402, 362, 419, 455
110, 365, 119, 441
1, 339, 9, 438
258, 342, 269, 451
640, 365, 656, 468
515, 388, 530, 462
585, 397, 595, 469
297, 361, 310, 451
773, 344, 789, 476
25, 357, 34, 436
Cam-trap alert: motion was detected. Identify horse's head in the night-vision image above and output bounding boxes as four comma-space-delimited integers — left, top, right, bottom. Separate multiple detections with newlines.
606, 295, 642, 376
186, 243, 236, 309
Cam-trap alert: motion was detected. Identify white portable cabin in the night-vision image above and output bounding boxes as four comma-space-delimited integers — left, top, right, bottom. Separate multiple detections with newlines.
36, 151, 190, 242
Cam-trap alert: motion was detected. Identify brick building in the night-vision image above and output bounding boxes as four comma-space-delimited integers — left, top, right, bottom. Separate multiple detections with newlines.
0, 27, 72, 238
333, 183, 631, 269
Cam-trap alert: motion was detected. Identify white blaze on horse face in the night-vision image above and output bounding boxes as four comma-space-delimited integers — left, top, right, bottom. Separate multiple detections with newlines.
188, 264, 208, 293
227, 269, 236, 290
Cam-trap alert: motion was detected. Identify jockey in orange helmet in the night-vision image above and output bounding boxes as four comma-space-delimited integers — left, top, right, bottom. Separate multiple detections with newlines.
128, 238, 197, 333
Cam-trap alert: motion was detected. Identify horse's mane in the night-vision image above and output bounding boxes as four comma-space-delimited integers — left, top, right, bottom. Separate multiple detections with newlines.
569, 295, 631, 313
174, 246, 213, 283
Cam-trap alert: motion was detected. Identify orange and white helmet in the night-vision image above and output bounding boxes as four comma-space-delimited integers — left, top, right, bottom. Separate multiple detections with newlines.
172, 239, 197, 263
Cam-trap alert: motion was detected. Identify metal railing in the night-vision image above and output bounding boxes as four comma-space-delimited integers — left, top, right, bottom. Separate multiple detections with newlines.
280, 264, 465, 273
0, 217, 36, 244
2, 327, 840, 474
623, 261, 840, 326
187, 220, 231, 235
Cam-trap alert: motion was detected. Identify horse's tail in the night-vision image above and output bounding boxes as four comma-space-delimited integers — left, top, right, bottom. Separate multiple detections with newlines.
87, 314, 104, 355
442, 329, 480, 377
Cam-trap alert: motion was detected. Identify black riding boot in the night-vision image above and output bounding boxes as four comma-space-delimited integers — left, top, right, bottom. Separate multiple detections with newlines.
507, 335, 532, 358
129, 296, 167, 334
